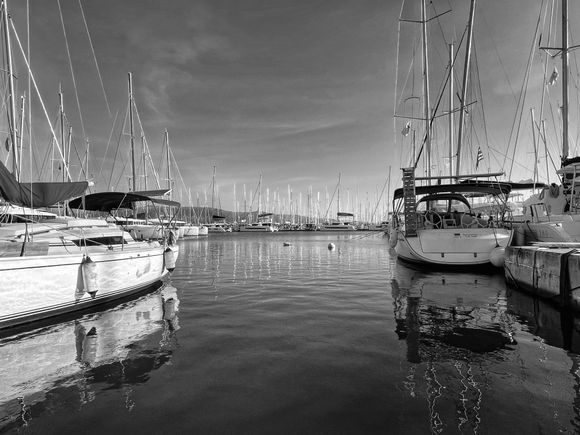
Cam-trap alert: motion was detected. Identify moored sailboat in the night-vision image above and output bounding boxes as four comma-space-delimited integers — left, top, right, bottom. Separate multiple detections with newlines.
0, 3, 179, 332
0, 190, 179, 331
516, 0, 580, 244
390, 0, 514, 268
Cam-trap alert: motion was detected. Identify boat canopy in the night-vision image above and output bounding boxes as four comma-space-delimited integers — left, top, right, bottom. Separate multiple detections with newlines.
393, 182, 512, 200
132, 189, 171, 197
337, 212, 354, 217
68, 192, 180, 212
0, 160, 88, 208
258, 213, 273, 218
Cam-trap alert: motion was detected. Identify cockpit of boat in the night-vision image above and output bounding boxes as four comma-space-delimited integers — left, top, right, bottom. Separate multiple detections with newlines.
416, 193, 492, 229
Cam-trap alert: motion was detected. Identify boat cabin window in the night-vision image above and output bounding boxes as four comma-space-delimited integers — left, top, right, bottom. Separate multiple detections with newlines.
70, 236, 127, 247
416, 198, 470, 214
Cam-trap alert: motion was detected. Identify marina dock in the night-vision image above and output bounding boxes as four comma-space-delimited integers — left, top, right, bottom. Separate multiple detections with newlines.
504, 243, 580, 311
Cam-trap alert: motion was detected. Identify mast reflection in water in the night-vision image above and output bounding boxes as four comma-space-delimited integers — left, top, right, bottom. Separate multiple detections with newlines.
391, 261, 580, 433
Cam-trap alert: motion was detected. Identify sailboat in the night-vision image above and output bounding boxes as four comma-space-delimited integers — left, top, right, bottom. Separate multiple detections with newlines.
204, 165, 231, 233
321, 173, 356, 231
239, 174, 277, 232
390, 0, 514, 268
0, 3, 179, 331
516, 0, 580, 244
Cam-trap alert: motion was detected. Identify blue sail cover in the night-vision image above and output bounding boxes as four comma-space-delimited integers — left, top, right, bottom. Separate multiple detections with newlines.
0, 160, 88, 208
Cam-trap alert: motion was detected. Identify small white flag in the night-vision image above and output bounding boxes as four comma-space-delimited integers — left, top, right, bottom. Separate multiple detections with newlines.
548, 67, 559, 86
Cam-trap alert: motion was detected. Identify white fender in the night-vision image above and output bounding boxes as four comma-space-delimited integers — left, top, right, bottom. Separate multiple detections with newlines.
81, 255, 99, 299
490, 247, 506, 268
164, 247, 177, 272
389, 229, 398, 248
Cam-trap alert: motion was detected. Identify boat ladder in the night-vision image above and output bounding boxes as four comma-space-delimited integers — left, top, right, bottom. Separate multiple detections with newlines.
402, 167, 418, 237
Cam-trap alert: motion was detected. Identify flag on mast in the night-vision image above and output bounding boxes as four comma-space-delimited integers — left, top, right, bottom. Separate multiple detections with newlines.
476, 146, 483, 169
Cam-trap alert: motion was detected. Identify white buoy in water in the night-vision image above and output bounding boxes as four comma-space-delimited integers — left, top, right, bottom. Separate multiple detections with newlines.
164, 247, 177, 272
490, 246, 506, 268
328, 243, 335, 250
81, 255, 99, 299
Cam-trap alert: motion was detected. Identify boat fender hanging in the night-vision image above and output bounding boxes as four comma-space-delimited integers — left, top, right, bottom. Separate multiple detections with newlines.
490, 247, 506, 268
168, 229, 178, 245
389, 229, 398, 248
81, 255, 99, 299
164, 247, 177, 272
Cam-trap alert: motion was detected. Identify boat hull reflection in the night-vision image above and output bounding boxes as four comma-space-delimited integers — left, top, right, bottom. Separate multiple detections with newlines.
0, 283, 179, 430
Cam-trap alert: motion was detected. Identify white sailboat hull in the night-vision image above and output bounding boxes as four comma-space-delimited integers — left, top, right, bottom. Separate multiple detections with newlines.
239, 224, 276, 232
395, 227, 512, 266
320, 224, 357, 231
0, 242, 177, 330
183, 225, 200, 237
519, 214, 580, 243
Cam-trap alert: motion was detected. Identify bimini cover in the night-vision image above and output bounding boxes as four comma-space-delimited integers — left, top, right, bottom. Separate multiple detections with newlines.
68, 191, 181, 212
0, 160, 88, 207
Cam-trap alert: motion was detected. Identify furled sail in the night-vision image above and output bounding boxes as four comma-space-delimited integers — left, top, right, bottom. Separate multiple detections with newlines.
0, 160, 88, 208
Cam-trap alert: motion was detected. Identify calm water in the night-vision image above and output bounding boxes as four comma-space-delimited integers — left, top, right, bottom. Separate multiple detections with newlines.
2, 232, 580, 434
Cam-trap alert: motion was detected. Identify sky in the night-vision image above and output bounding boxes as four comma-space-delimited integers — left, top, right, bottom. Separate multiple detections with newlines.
2, 0, 579, 218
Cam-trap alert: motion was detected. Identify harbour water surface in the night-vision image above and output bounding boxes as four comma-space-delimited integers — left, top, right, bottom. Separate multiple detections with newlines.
2, 232, 580, 434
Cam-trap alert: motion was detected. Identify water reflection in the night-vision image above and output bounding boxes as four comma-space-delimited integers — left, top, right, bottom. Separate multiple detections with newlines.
391, 263, 516, 363
176, 233, 381, 291
391, 261, 580, 432
391, 264, 515, 433
0, 282, 180, 432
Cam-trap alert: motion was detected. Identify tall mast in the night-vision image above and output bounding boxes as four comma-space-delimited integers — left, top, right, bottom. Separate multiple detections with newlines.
448, 43, 454, 178
165, 129, 171, 198
59, 85, 65, 182
128, 72, 136, 192
141, 134, 147, 191
258, 174, 262, 216
212, 165, 216, 210
562, 0, 569, 161
421, 0, 431, 179
455, 0, 476, 177
337, 172, 341, 213
3, 0, 18, 180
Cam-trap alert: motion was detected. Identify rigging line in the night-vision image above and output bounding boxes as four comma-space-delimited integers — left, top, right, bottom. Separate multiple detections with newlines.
78, 0, 111, 118
480, 7, 521, 104
97, 109, 118, 188
10, 18, 72, 181
141, 135, 161, 189
131, 104, 161, 189
393, 0, 405, 165
412, 24, 468, 171
168, 147, 187, 201
505, 4, 543, 179
538, 0, 553, 125
57, 0, 86, 143
107, 105, 128, 191
473, 44, 491, 170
